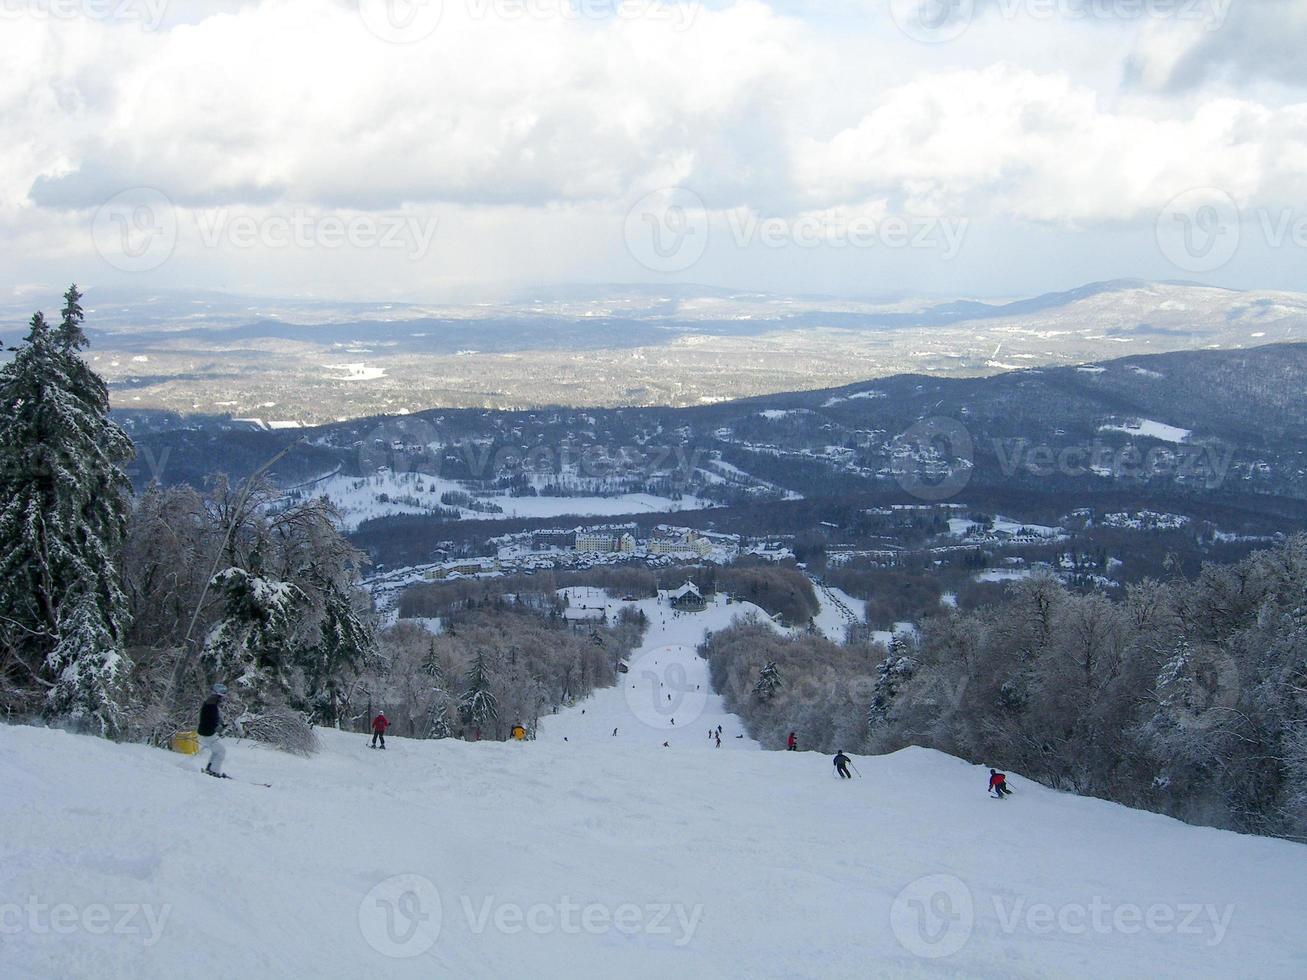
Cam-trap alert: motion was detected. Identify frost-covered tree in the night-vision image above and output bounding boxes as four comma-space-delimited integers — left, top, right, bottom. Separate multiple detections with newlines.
0, 297, 134, 734
201, 564, 307, 716
422, 642, 455, 738
54, 283, 89, 351
299, 574, 374, 726
458, 650, 499, 734
121, 476, 378, 747
867, 641, 916, 735
753, 660, 782, 702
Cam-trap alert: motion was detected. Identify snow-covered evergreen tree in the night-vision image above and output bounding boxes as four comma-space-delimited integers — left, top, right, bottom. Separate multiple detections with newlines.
867, 635, 916, 733
55, 284, 89, 351
299, 574, 374, 726
423, 642, 455, 738
0, 299, 134, 734
753, 660, 782, 702
201, 564, 307, 715
458, 650, 498, 734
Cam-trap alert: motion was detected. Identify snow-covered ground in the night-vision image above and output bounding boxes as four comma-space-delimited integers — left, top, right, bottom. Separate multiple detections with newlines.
948, 515, 1062, 538
6, 591, 1307, 978
543, 588, 771, 747
324, 362, 387, 381
1099, 418, 1192, 443
976, 568, 1035, 583
312, 471, 717, 531
809, 580, 863, 643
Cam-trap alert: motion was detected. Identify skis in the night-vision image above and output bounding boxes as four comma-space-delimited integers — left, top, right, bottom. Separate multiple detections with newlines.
202, 770, 271, 788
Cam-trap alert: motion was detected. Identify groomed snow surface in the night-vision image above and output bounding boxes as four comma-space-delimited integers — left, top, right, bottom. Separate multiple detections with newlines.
5, 594, 1307, 978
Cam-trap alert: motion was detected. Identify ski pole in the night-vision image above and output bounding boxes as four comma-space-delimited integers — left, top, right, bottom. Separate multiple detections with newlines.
850, 762, 862, 777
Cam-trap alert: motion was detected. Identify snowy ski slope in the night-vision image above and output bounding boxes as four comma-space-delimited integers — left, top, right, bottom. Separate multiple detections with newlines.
4, 593, 1307, 978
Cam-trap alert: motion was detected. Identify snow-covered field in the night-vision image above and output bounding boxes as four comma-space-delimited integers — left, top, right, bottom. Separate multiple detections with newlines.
976, 568, 1035, 583
1099, 418, 1192, 443
312, 471, 717, 531
948, 515, 1062, 538
6, 593, 1307, 978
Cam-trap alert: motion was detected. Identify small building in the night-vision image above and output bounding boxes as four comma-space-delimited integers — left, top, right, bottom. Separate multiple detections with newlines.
669, 580, 707, 612
425, 558, 499, 579
563, 606, 606, 629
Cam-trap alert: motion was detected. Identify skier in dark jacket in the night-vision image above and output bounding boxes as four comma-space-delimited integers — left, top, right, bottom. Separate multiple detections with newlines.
198, 684, 227, 777
371, 712, 389, 749
833, 751, 852, 779
989, 769, 1013, 798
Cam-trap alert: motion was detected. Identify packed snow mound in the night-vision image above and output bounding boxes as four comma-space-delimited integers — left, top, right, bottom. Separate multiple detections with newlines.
5, 721, 1307, 978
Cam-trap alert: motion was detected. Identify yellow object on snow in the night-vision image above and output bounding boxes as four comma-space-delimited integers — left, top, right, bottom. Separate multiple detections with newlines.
171, 730, 201, 755
511, 725, 526, 741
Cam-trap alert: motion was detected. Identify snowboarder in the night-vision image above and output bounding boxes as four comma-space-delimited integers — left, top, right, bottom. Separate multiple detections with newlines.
198, 683, 227, 778
988, 769, 1013, 798
787, 731, 798, 751
612, 728, 618, 736
371, 711, 389, 749
833, 750, 853, 779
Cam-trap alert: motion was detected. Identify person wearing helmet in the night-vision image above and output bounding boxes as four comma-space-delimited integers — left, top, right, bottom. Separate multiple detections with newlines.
198, 683, 228, 777
989, 769, 1013, 798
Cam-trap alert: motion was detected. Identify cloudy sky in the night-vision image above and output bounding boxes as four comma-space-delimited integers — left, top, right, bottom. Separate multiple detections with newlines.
4, 0, 1307, 301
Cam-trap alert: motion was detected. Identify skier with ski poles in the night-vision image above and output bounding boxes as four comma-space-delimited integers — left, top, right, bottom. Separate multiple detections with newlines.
371, 711, 390, 749
833, 750, 853, 779
988, 768, 1013, 798
198, 683, 228, 778
787, 731, 798, 751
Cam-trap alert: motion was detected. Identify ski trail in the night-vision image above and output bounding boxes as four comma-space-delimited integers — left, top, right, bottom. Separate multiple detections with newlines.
809, 576, 861, 642
538, 588, 771, 749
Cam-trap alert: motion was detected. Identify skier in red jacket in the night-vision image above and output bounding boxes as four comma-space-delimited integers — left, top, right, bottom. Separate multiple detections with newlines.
787, 731, 798, 751
988, 769, 1013, 798
370, 712, 389, 750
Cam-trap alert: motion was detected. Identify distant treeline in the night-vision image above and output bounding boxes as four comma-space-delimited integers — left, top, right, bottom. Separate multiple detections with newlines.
397, 562, 820, 628
363, 605, 647, 741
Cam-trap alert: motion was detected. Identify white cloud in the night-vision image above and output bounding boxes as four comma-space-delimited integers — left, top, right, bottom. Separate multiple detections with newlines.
794, 64, 1307, 223
1, 0, 1306, 297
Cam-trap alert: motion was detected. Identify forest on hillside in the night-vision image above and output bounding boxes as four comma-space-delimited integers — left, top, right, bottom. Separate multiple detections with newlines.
705, 537, 1307, 841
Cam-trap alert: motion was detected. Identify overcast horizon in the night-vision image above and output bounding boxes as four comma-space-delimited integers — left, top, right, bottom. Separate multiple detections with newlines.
5, 1, 1307, 304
